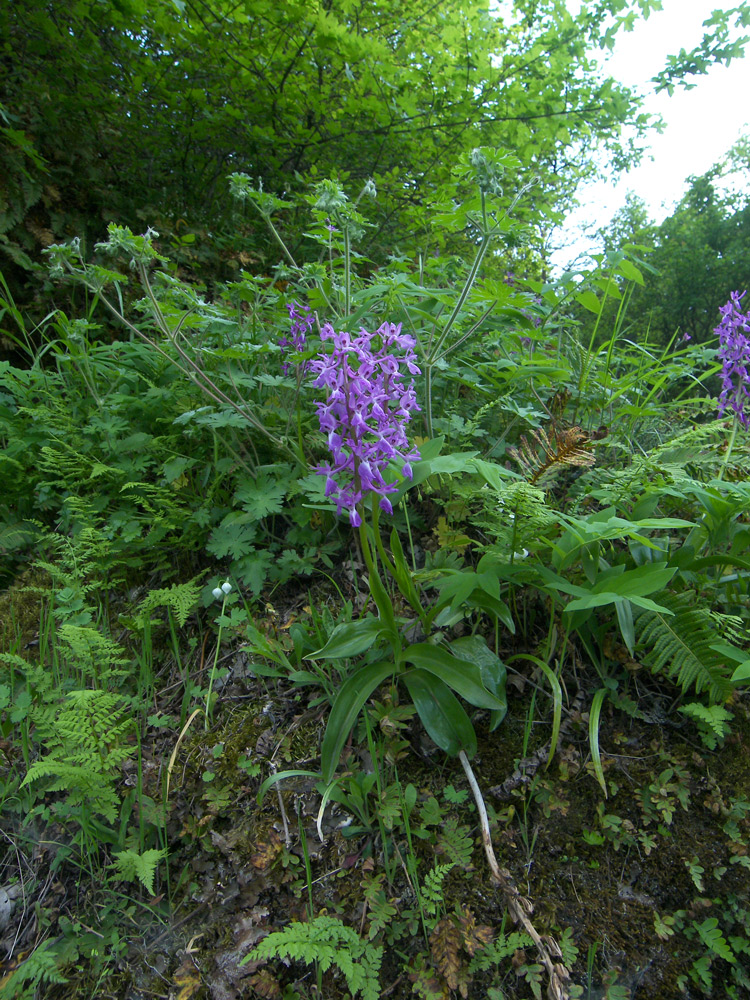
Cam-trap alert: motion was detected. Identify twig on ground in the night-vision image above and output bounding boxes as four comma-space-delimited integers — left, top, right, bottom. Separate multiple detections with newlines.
459, 749, 571, 1000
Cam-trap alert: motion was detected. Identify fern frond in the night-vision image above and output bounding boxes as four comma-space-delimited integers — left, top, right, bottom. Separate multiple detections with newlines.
508, 426, 595, 484
135, 577, 202, 628
634, 592, 735, 702
654, 419, 750, 476
247, 916, 382, 1000
112, 848, 167, 896
678, 703, 734, 749
422, 863, 455, 912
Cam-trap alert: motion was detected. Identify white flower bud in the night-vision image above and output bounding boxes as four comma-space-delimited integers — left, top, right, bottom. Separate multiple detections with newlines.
211, 587, 223, 601
221, 581, 233, 595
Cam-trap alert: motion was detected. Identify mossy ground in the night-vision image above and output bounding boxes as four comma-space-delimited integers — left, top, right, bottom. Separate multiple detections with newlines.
2, 574, 750, 1000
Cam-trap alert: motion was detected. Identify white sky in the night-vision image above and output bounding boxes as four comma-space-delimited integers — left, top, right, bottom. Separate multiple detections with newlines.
552, 0, 750, 269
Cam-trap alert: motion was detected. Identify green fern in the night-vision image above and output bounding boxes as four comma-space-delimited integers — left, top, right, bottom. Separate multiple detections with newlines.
111, 847, 167, 895
633, 592, 734, 702
678, 703, 734, 749
421, 863, 455, 916
0, 938, 70, 999
57, 622, 130, 686
654, 420, 750, 476
135, 578, 202, 628
436, 819, 474, 869
23, 689, 135, 824
242, 915, 382, 1000
570, 457, 700, 512
471, 480, 558, 554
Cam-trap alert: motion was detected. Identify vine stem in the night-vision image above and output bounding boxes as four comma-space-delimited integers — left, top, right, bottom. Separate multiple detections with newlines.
458, 750, 571, 1000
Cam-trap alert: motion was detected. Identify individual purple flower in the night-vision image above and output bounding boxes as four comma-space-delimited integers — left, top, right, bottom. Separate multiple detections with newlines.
715, 290, 750, 428
308, 322, 421, 526
279, 300, 314, 373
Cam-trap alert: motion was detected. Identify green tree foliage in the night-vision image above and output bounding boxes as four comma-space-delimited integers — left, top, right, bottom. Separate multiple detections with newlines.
597, 139, 750, 345
652, 1, 750, 93
0, 0, 666, 299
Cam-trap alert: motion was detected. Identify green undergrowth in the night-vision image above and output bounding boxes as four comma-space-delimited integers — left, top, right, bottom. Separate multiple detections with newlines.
2, 164, 750, 1000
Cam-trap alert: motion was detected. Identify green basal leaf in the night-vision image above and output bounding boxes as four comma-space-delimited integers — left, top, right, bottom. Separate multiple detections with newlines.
402, 669, 477, 758
450, 635, 508, 730
589, 688, 609, 798
320, 661, 395, 784
465, 591, 515, 634
389, 527, 422, 611
615, 599, 636, 656
401, 642, 505, 711
367, 568, 401, 650
307, 617, 383, 660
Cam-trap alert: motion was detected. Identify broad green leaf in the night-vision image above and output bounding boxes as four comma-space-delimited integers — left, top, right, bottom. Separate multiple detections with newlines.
321, 661, 395, 783
576, 290, 601, 314
389, 527, 422, 611
616, 258, 643, 284
451, 635, 507, 729
401, 643, 505, 711
402, 669, 476, 758
367, 567, 400, 650
595, 564, 676, 596
565, 591, 673, 614
433, 571, 477, 614
615, 599, 636, 656
307, 617, 382, 660
730, 660, 750, 684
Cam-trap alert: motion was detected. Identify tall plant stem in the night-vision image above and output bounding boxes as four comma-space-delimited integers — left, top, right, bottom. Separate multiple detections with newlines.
421, 193, 491, 438
718, 416, 739, 481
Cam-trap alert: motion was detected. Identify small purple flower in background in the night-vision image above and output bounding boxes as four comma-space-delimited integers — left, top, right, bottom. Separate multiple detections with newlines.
715, 290, 750, 428
308, 322, 421, 526
682, 332, 691, 342
279, 300, 314, 373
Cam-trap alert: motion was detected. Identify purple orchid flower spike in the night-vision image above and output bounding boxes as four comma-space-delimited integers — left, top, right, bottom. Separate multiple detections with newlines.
715, 291, 750, 429
308, 321, 421, 526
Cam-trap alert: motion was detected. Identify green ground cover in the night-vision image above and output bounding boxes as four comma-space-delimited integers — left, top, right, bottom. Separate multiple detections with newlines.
1, 155, 750, 999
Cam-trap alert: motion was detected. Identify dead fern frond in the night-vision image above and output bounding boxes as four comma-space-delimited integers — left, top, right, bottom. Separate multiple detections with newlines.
508, 426, 595, 484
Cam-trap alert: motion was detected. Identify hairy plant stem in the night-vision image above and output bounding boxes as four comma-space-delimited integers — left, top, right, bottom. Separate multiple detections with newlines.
72, 259, 305, 466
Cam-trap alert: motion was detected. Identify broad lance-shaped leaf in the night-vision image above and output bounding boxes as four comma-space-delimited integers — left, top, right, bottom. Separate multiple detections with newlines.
321, 661, 395, 784
307, 617, 383, 660
402, 669, 477, 758
450, 635, 508, 729
401, 643, 506, 711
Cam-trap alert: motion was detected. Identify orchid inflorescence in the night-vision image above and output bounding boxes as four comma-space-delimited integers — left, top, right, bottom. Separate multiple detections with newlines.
715, 290, 750, 428
308, 321, 421, 526
279, 300, 314, 373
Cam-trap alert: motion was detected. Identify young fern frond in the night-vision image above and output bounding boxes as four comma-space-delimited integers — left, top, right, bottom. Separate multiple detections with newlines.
634, 592, 735, 702
111, 847, 168, 896
653, 419, 750, 475
243, 915, 382, 1000
135, 578, 203, 628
